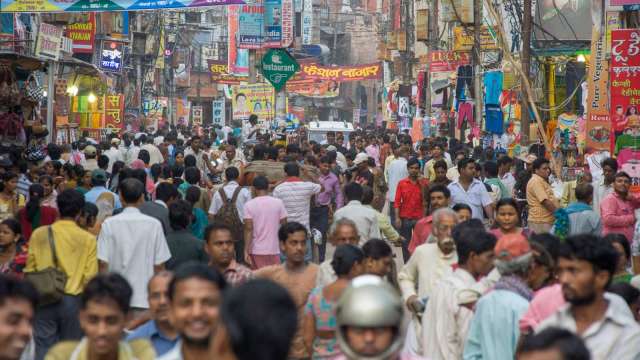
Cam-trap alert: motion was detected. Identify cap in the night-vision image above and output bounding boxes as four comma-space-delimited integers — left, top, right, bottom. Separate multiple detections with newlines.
518, 153, 537, 164
494, 234, 531, 261
84, 145, 97, 156
353, 153, 369, 165
110, 138, 121, 145
91, 169, 108, 182
326, 145, 338, 152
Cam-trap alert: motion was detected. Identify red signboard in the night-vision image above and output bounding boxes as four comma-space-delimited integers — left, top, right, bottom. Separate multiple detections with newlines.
428, 51, 470, 72
298, 63, 382, 81
104, 94, 124, 130
65, 13, 95, 54
610, 29, 640, 142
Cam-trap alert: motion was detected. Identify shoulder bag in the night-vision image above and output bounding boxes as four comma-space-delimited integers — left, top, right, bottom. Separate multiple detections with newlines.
25, 226, 68, 306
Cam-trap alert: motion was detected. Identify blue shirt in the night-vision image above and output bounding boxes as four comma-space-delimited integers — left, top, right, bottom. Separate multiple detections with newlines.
463, 289, 529, 360
127, 320, 179, 356
84, 186, 122, 209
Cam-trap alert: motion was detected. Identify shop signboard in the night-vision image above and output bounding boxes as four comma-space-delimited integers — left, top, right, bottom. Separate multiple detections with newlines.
609, 0, 640, 7
261, 48, 299, 91
212, 99, 225, 126
610, 29, 640, 151
416, 9, 428, 41
208, 60, 248, 84
281, 0, 293, 47
263, 0, 282, 47
1, 0, 244, 12
238, 3, 264, 49
192, 106, 203, 125
585, 28, 610, 151
298, 62, 382, 81
100, 41, 124, 73
286, 79, 339, 98
35, 23, 63, 61
65, 13, 95, 54
104, 94, 124, 130
228, 5, 249, 75
453, 26, 497, 51
428, 50, 470, 72
534, 0, 592, 42
301, 0, 312, 45
231, 83, 275, 127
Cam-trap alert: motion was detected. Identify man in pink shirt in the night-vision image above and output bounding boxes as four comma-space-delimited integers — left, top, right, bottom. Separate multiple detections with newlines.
600, 171, 640, 242
243, 176, 288, 269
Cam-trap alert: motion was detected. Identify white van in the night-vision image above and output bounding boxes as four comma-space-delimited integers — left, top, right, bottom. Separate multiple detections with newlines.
307, 121, 355, 144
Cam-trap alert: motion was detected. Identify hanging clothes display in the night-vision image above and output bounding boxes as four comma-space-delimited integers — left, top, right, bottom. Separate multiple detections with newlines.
457, 101, 474, 129
483, 71, 503, 106
485, 104, 504, 135
455, 65, 473, 103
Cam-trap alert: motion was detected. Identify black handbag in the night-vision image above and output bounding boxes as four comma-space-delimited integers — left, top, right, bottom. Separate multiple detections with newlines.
25, 226, 68, 306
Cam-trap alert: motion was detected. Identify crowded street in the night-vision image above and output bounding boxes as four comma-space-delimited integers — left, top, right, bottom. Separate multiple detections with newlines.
0, 1, 639, 360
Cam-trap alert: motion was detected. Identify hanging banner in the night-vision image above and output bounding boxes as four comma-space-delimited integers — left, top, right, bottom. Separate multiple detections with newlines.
428, 50, 470, 72
301, 0, 312, 45
453, 26, 498, 51
264, 0, 282, 47
610, 29, 640, 153
286, 79, 340, 98
238, 3, 264, 49
232, 83, 275, 126
35, 23, 63, 61
104, 94, 124, 130
280, 0, 293, 47
65, 13, 95, 54
585, 28, 611, 151
416, 9, 428, 41
1, 0, 244, 12
192, 106, 203, 125
298, 62, 382, 81
228, 5, 249, 75
212, 99, 225, 126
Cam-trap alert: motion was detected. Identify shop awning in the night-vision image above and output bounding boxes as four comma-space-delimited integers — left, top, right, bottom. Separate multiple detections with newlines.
0, 51, 47, 71
59, 55, 106, 79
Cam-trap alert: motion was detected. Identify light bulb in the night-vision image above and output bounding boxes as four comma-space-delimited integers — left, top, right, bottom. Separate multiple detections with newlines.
88, 93, 97, 103
67, 85, 79, 96
577, 54, 586, 63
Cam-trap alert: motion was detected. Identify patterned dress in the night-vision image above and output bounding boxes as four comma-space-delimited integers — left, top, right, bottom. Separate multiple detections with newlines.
0, 238, 29, 278
304, 287, 342, 359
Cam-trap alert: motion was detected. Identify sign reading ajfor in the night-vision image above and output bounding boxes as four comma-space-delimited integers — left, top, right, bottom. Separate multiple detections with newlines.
261, 48, 299, 91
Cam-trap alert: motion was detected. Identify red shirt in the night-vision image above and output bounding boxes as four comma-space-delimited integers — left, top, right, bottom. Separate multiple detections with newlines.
18, 206, 58, 242
394, 177, 429, 220
408, 215, 433, 253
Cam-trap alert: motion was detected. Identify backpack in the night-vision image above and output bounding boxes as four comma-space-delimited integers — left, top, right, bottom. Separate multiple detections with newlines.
213, 187, 243, 240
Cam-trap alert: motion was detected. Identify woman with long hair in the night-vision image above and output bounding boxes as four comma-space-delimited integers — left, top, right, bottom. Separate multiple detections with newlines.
303, 244, 365, 359
75, 167, 92, 195
17, 184, 57, 241
0, 219, 28, 277
108, 160, 126, 192
0, 172, 25, 221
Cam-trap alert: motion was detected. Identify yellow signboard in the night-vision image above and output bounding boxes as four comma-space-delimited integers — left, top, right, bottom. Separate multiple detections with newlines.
453, 26, 498, 51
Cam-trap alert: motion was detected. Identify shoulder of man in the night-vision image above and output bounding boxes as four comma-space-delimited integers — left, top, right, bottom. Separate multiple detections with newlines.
44, 341, 81, 360
127, 338, 156, 359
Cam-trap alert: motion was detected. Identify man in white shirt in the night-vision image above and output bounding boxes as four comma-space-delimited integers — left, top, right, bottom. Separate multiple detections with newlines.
126, 136, 142, 166
398, 208, 458, 355
242, 114, 259, 145
447, 158, 494, 221
333, 182, 381, 246
273, 162, 322, 261
97, 178, 171, 313
537, 234, 640, 360
209, 166, 252, 224
422, 227, 497, 360
141, 135, 164, 166
498, 155, 516, 197
386, 146, 409, 226
315, 218, 360, 287
103, 138, 124, 173
592, 157, 618, 215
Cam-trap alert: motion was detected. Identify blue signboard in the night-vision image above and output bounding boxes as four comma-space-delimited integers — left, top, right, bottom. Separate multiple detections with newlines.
100, 41, 123, 73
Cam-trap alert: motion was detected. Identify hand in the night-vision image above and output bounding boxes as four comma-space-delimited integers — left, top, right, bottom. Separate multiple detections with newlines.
394, 218, 402, 230
202, 153, 209, 162
244, 252, 253, 268
406, 295, 425, 314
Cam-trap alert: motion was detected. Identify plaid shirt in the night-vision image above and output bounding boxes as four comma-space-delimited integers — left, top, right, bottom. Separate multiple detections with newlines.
222, 260, 254, 287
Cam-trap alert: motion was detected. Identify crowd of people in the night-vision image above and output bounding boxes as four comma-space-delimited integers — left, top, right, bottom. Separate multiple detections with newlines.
0, 122, 638, 360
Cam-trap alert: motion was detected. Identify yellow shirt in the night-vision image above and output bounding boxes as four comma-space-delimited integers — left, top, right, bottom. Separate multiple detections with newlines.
526, 174, 559, 224
25, 220, 98, 295
45, 339, 155, 360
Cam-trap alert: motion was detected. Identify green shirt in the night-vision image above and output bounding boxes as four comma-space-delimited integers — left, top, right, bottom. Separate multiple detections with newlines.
485, 177, 509, 199
165, 229, 208, 270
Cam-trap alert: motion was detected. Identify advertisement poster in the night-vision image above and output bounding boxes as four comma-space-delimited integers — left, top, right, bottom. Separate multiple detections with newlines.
301, 0, 312, 45
263, 0, 282, 47
65, 13, 95, 54
428, 50, 470, 72
280, 0, 292, 47
585, 28, 611, 151
100, 41, 124, 73
212, 99, 225, 126
232, 83, 275, 127
1, 0, 243, 12
298, 62, 382, 81
238, 3, 264, 49
534, 0, 592, 42
104, 94, 124, 129
453, 26, 498, 51
228, 5, 249, 75
610, 29, 640, 155
192, 106, 203, 125
142, 97, 167, 130
35, 23, 63, 61
286, 79, 339, 98
208, 60, 248, 84
173, 47, 190, 86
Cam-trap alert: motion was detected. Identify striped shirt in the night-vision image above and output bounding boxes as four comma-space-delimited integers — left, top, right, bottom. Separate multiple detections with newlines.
273, 179, 321, 230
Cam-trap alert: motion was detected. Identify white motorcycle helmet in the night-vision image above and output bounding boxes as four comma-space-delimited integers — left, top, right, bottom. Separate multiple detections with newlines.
335, 275, 405, 360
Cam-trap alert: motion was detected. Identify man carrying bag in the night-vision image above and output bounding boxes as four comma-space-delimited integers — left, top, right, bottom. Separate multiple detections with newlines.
25, 189, 98, 360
